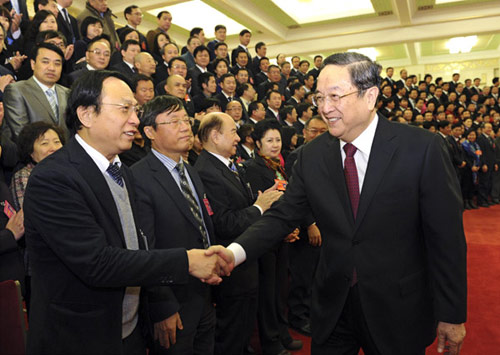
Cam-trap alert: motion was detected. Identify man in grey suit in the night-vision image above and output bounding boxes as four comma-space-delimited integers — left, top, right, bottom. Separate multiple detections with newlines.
3, 43, 69, 141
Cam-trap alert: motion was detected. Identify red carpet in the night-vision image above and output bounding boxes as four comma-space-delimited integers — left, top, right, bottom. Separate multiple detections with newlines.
254, 204, 500, 355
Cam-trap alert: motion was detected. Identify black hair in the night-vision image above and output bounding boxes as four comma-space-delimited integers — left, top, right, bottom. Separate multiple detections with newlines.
32, 42, 64, 62
193, 45, 209, 58
80, 16, 103, 38
121, 39, 140, 52
17, 122, 65, 164
65, 70, 131, 134
251, 119, 282, 143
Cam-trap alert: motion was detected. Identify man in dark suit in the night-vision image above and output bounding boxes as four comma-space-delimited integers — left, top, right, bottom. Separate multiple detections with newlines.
154, 43, 180, 86
230, 29, 252, 66
307, 55, 322, 80
286, 82, 304, 108
23, 70, 227, 355
68, 37, 111, 85
146, 11, 172, 52
265, 90, 282, 121
132, 96, 217, 354
209, 52, 467, 355
251, 41, 266, 75
3, 43, 69, 141
56, 0, 80, 44
111, 39, 140, 76
117, 5, 148, 51
215, 73, 237, 112
207, 25, 226, 61
188, 45, 210, 97
476, 122, 498, 206
23, 70, 228, 355
195, 113, 282, 355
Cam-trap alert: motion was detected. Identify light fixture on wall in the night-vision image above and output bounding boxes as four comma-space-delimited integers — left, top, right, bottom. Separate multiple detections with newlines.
445, 36, 478, 54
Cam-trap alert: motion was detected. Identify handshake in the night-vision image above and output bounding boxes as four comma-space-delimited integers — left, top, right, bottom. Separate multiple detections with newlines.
187, 245, 236, 285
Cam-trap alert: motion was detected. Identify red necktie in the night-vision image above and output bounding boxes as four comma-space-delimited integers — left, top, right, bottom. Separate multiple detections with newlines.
343, 143, 359, 219
344, 143, 359, 286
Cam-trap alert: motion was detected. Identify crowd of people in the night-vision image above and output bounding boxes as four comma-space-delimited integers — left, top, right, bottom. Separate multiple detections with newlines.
0, 0, 485, 354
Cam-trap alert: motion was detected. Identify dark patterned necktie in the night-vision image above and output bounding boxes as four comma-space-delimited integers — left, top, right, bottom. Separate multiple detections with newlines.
344, 143, 359, 286
343, 143, 359, 218
176, 162, 209, 248
106, 162, 123, 187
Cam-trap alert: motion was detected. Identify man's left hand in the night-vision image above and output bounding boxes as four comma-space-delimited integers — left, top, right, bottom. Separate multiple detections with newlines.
154, 312, 183, 349
436, 321, 466, 354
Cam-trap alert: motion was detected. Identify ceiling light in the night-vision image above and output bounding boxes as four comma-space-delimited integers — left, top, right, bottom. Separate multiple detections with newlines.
348, 47, 378, 60
271, 0, 374, 24
445, 36, 478, 54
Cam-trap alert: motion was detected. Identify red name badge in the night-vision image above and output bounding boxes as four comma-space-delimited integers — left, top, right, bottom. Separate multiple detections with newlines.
275, 179, 288, 191
203, 198, 214, 216
3, 200, 15, 219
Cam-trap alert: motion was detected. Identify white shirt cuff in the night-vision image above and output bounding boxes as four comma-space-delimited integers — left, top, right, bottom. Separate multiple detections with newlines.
253, 204, 263, 215
227, 242, 246, 267
12, 29, 21, 40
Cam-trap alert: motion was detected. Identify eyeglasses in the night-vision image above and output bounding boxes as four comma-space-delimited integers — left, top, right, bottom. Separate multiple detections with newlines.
156, 118, 192, 127
312, 90, 360, 107
88, 49, 111, 57
101, 103, 142, 115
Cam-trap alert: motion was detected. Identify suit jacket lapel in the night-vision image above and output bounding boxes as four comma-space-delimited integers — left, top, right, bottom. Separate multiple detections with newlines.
27, 78, 57, 123
323, 134, 354, 226
67, 138, 126, 247
354, 117, 397, 232
147, 153, 204, 234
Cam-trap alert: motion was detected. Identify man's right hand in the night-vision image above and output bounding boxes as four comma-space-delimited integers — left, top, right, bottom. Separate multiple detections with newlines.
254, 182, 283, 212
205, 245, 235, 272
187, 248, 233, 284
0, 74, 14, 92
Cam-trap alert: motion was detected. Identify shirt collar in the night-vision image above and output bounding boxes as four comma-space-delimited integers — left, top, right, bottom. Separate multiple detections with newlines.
340, 113, 379, 159
75, 134, 121, 173
151, 148, 182, 173
32, 75, 54, 91
207, 151, 231, 169
86, 64, 97, 71
195, 64, 207, 73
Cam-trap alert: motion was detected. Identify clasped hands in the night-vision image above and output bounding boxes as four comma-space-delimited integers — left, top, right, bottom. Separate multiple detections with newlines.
186, 246, 235, 285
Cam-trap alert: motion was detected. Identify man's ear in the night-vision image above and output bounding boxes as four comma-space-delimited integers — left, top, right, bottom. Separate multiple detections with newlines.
76, 106, 95, 128
143, 126, 155, 141
365, 86, 379, 111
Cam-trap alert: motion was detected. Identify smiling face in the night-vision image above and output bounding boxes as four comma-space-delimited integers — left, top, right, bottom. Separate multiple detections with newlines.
31, 129, 63, 163
257, 128, 282, 159
79, 77, 139, 161
316, 64, 377, 143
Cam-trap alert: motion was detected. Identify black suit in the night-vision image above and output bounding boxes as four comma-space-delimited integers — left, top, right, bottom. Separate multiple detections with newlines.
68, 67, 90, 86
214, 92, 236, 112
131, 152, 216, 354
188, 66, 205, 97
24, 138, 190, 354
194, 150, 259, 355
265, 107, 279, 121
231, 45, 252, 67
154, 62, 169, 86
244, 155, 294, 353
476, 133, 496, 204
111, 61, 136, 77
56, 9, 80, 44
233, 116, 467, 354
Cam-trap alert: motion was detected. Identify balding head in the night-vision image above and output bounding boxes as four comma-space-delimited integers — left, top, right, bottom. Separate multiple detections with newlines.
134, 52, 156, 77
198, 112, 239, 158
165, 74, 187, 99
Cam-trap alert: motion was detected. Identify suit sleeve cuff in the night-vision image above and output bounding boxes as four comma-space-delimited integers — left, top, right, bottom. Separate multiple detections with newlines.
252, 204, 263, 215
227, 242, 246, 267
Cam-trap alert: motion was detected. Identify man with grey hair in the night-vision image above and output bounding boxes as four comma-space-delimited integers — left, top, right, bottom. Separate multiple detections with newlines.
208, 52, 467, 355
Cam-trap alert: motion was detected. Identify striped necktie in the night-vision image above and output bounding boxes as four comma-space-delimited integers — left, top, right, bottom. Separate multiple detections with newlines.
176, 162, 209, 248
46, 88, 59, 122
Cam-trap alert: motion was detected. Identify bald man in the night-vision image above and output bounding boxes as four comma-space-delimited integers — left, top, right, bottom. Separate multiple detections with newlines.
165, 75, 195, 117
134, 52, 156, 77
